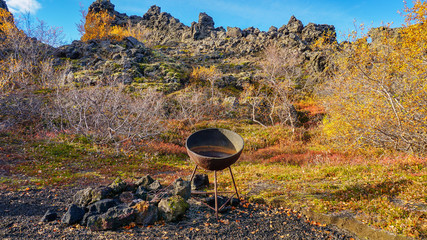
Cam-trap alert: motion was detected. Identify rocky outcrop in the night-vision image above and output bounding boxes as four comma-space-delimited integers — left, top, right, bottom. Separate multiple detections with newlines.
287, 15, 304, 34
0, 0, 8, 11
82, 1, 336, 55
53, 0, 337, 93
368, 26, 400, 45
88, 0, 129, 26
191, 13, 217, 40
302, 23, 336, 44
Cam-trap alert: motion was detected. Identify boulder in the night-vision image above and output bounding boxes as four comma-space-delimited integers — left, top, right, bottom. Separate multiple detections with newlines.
227, 27, 243, 38
87, 198, 117, 214
61, 204, 85, 225
90, 186, 113, 203
268, 26, 278, 33
173, 178, 191, 200
86, 205, 138, 231
88, 0, 115, 14
72, 187, 93, 207
278, 24, 289, 34
132, 201, 159, 225
158, 196, 189, 222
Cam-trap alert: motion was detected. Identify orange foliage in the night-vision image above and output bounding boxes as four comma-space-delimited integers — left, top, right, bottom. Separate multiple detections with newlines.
322, 1, 427, 153
81, 10, 129, 41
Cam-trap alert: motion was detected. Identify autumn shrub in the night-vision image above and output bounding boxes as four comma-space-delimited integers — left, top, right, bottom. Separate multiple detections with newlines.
0, 8, 67, 128
241, 45, 301, 127
80, 9, 129, 42
322, 1, 427, 154
80, 9, 155, 43
190, 65, 223, 100
171, 87, 211, 125
48, 79, 166, 144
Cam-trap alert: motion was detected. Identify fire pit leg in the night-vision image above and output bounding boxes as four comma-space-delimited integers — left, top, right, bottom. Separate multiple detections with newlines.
214, 170, 219, 220
229, 167, 240, 200
189, 165, 198, 183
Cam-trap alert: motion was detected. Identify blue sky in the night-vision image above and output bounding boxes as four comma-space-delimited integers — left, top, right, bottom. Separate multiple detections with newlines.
5, 0, 408, 44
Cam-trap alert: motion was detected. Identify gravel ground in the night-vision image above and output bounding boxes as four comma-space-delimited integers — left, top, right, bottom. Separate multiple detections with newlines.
0, 187, 357, 239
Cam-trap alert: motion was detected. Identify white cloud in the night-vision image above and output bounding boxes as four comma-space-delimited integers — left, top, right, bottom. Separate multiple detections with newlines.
6, 0, 41, 14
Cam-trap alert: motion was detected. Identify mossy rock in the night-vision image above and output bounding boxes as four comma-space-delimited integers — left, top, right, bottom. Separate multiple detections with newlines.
158, 195, 189, 222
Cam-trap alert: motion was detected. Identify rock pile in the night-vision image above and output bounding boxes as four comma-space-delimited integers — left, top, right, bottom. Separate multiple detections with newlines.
41, 174, 238, 231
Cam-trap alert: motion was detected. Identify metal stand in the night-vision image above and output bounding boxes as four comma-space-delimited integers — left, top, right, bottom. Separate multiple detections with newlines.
189, 165, 239, 219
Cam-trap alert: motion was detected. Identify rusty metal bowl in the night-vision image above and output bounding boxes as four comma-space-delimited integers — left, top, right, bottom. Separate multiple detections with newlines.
185, 128, 244, 171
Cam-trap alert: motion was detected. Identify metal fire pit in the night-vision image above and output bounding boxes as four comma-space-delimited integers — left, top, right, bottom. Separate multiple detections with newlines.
186, 128, 244, 219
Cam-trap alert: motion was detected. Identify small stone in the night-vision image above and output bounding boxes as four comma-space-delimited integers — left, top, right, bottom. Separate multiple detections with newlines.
72, 187, 93, 207
230, 197, 240, 207
61, 204, 85, 225
135, 175, 154, 188
191, 174, 209, 190
135, 186, 149, 200
90, 186, 113, 203
87, 199, 117, 214
109, 177, 128, 195
147, 180, 162, 191
119, 191, 135, 204
205, 196, 231, 213
173, 178, 191, 200
40, 210, 58, 223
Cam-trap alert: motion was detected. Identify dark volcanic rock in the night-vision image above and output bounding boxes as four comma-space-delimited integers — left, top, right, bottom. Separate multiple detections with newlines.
40, 210, 58, 223
61, 204, 85, 225
147, 180, 162, 191
73, 187, 93, 207
87, 199, 117, 214
0, 0, 8, 11
89, 0, 115, 13
287, 15, 304, 34
158, 195, 189, 222
302, 22, 336, 44
119, 191, 135, 204
135, 175, 154, 188
90, 186, 113, 203
87, 205, 138, 231
191, 12, 216, 40
132, 201, 159, 225
108, 177, 128, 195
191, 174, 209, 190
173, 178, 191, 200
0, 188, 357, 239
227, 27, 243, 38
135, 186, 149, 200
